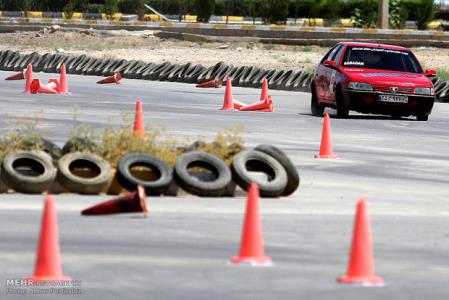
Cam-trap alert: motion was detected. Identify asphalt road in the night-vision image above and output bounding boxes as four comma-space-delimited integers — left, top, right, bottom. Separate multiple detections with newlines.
0, 71, 448, 299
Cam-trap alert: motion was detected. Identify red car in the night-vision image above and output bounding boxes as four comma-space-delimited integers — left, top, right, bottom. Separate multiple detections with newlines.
311, 42, 436, 121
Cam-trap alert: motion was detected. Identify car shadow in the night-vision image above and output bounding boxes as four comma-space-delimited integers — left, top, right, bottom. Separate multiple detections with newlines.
298, 112, 416, 121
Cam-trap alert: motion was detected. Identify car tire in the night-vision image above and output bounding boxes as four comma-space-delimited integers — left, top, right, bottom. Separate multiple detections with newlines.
336, 87, 349, 118
117, 153, 173, 195
57, 152, 112, 194
254, 144, 300, 197
231, 150, 287, 198
311, 84, 325, 116
1, 151, 56, 194
174, 151, 232, 197
416, 114, 429, 121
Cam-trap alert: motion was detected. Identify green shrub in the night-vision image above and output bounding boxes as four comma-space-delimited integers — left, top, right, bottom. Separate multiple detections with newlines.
349, 0, 378, 28
118, 0, 145, 19
103, 0, 119, 18
389, 0, 409, 29
195, 0, 215, 23
261, 0, 289, 24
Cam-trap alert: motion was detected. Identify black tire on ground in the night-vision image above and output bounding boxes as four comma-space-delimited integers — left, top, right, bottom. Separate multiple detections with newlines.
57, 152, 112, 194
134, 62, 155, 79
0, 151, 56, 194
311, 84, 325, 117
146, 62, 171, 80
231, 150, 288, 198
254, 144, 300, 197
41, 138, 63, 160
158, 63, 178, 81
116, 153, 173, 195
61, 137, 97, 155
416, 114, 429, 121
336, 87, 349, 118
167, 63, 191, 82
174, 151, 232, 197
183, 64, 206, 83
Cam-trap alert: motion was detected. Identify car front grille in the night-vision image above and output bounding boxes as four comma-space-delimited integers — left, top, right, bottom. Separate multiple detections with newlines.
372, 84, 414, 94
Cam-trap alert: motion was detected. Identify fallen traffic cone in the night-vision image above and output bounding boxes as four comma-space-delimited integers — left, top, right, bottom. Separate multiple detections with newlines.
30, 79, 58, 94
233, 99, 248, 110
48, 78, 60, 91
5, 70, 25, 80
231, 182, 272, 266
338, 198, 384, 286
133, 100, 145, 140
260, 78, 269, 101
221, 78, 236, 111
81, 185, 148, 216
314, 113, 336, 158
27, 195, 71, 282
24, 64, 33, 94
97, 72, 122, 84
239, 96, 273, 112
59, 63, 69, 94
196, 79, 222, 88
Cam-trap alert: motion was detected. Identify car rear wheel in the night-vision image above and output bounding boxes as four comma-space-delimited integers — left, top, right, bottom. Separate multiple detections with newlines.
336, 88, 349, 118
311, 85, 325, 117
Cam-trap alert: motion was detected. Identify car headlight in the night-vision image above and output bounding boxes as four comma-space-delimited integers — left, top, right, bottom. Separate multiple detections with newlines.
414, 87, 434, 95
348, 82, 373, 91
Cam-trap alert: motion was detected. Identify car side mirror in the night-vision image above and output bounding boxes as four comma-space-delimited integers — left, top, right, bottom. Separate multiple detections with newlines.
425, 69, 436, 76
325, 60, 337, 68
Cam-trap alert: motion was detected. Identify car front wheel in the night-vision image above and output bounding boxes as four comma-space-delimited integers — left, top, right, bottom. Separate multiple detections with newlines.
336, 88, 349, 118
416, 114, 429, 121
311, 86, 325, 116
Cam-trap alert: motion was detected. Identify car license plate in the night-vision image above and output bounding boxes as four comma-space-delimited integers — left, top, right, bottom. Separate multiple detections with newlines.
378, 95, 408, 103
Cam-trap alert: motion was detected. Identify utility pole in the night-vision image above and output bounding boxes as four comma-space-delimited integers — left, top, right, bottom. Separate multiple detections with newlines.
377, 0, 389, 29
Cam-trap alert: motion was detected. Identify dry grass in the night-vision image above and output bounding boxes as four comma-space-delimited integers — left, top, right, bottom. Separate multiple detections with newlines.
0, 112, 48, 161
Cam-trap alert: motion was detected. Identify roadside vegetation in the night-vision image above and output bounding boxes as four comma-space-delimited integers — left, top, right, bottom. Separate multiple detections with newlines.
0, 0, 441, 29
0, 110, 245, 167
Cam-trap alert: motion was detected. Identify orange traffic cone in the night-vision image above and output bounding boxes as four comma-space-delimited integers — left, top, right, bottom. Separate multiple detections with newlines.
97, 72, 122, 84
314, 113, 336, 158
24, 64, 33, 94
239, 96, 273, 112
196, 79, 222, 88
260, 78, 269, 101
81, 185, 148, 216
5, 70, 25, 80
231, 183, 272, 266
338, 198, 384, 286
221, 78, 236, 111
133, 100, 145, 139
30, 79, 58, 94
59, 63, 69, 94
233, 99, 248, 110
27, 195, 71, 282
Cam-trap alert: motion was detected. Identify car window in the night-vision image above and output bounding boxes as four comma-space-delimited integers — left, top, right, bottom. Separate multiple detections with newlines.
328, 45, 343, 62
333, 46, 346, 66
320, 45, 341, 64
342, 46, 423, 73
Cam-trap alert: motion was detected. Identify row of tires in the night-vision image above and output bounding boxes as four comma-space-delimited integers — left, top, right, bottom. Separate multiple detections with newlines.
430, 76, 449, 102
0, 144, 300, 198
1, 50, 448, 101
0, 50, 312, 92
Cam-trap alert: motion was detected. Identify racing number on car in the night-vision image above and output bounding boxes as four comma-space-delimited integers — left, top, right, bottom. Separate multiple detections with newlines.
329, 70, 337, 94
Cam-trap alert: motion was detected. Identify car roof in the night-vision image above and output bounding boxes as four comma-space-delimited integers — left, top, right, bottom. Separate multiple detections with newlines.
338, 42, 410, 51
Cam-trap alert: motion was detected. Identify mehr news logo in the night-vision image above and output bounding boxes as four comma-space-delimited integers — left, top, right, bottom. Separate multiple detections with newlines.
5, 278, 82, 295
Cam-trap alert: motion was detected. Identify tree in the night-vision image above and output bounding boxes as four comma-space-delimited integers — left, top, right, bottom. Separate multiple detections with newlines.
415, 0, 436, 30
195, 0, 215, 23
260, 0, 289, 24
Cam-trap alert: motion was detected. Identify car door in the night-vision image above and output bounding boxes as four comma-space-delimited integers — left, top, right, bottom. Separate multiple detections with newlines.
323, 44, 344, 103
315, 46, 335, 100
325, 45, 346, 102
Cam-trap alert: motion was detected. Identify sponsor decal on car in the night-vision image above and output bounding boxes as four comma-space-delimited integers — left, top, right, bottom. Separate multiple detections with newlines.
351, 47, 409, 56
359, 73, 421, 78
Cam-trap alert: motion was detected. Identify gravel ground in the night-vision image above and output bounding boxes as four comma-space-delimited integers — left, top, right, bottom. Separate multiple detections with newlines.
0, 29, 448, 75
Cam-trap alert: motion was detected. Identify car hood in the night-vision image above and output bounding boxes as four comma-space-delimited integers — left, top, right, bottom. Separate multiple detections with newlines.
342, 68, 432, 87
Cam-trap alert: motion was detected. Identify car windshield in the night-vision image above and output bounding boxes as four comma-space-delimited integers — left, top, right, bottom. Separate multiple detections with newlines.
342, 46, 423, 73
